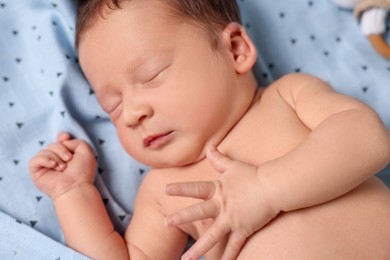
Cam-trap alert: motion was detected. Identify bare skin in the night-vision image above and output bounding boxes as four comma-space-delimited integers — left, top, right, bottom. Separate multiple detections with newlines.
29, 1, 390, 259
138, 79, 390, 259
30, 77, 390, 259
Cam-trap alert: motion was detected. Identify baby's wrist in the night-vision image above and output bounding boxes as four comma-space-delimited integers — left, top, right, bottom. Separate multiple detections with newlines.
256, 166, 282, 215
52, 182, 95, 202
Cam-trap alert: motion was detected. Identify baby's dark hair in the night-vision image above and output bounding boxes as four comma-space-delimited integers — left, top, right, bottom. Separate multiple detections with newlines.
75, 0, 241, 48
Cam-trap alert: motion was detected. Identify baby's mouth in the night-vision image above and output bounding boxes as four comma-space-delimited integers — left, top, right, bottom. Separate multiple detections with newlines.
143, 131, 173, 149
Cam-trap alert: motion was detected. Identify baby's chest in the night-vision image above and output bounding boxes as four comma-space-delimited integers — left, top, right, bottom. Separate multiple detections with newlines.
219, 100, 311, 165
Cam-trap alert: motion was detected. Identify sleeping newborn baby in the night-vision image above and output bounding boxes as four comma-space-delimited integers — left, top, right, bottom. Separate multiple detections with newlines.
30, 0, 390, 259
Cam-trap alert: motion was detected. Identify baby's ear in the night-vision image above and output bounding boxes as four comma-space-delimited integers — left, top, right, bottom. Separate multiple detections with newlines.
221, 22, 257, 74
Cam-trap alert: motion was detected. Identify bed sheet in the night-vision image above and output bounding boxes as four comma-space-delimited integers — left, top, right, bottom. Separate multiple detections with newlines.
0, 0, 389, 258
0, 1, 147, 258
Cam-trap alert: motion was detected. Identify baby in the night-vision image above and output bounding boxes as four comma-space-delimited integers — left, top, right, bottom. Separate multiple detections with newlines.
30, 0, 390, 259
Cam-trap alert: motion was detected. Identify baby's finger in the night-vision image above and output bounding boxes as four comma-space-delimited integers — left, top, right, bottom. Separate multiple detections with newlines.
181, 221, 229, 260
46, 142, 72, 162
29, 154, 57, 173
57, 132, 72, 142
221, 233, 246, 260
36, 150, 67, 171
166, 181, 215, 200
61, 139, 94, 155
206, 146, 235, 173
165, 200, 218, 227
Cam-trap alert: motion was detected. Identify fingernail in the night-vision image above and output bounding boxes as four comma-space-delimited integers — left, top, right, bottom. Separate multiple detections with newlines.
63, 152, 71, 161
48, 159, 56, 166
181, 254, 193, 260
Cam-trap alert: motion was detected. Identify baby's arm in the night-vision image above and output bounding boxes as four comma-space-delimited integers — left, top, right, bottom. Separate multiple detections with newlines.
30, 133, 188, 259
264, 73, 390, 211
29, 133, 129, 259
125, 170, 189, 259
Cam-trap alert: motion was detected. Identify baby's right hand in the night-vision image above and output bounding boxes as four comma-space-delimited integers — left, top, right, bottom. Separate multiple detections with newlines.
29, 132, 97, 199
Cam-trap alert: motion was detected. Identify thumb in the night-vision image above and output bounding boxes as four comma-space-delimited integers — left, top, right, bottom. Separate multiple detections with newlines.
206, 146, 234, 174
57, 132, 72, 142
62, 139, 92, 154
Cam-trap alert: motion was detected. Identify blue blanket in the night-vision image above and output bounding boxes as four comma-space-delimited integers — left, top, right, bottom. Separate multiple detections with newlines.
0, 0, 389, 258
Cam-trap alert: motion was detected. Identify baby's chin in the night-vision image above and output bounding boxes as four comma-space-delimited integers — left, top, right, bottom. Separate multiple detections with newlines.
137, 151, 205, 169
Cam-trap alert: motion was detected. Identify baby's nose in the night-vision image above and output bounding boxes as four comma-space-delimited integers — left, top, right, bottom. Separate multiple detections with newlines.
122, 104, 153, 127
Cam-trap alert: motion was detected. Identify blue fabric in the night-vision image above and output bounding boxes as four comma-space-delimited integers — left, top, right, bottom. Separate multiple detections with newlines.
0, 0, 389, 258
240, 0, 390, 129
0, 211, 89, 260
0, 1, 147, 258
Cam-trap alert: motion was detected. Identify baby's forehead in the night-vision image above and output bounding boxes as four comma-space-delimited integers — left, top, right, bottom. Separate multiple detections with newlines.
90, 1, 184, 31
78, 0, 227, 58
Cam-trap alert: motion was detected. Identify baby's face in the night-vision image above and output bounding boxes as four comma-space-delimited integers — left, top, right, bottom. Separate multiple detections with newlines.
79, 1, 242, 167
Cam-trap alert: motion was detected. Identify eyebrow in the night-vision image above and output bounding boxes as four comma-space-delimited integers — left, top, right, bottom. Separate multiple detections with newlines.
128, 53, 152, 72
128, 51, 166, 78
130, 40, 174, 68
128, 48, 171, 77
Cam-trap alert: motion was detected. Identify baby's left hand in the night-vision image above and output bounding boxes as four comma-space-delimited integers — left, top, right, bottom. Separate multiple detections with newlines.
165, 147, 279, 260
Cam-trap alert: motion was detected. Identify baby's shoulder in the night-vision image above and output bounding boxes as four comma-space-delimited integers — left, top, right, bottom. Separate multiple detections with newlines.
136, 167, 200, 204
267, 73, 328, 92
137, 164, 217, 215
133, 168, 182, 217
137, 168, 176, 196
262, 73, 332, 106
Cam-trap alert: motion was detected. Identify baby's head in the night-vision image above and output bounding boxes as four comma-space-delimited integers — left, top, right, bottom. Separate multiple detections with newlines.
76, 0, 241, 48
76, 0, 258, 168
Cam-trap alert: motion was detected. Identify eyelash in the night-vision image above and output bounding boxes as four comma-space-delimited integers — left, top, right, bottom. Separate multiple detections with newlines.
144, 70, 161, 83
108, 103, 122, 121
144, 65, 170, 84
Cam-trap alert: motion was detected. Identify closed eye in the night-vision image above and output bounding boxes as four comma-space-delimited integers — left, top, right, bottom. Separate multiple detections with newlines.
144, 71, 161, 83
143, 65, 170, 84
108, 102, 122, 121
101, 98, 121, 114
